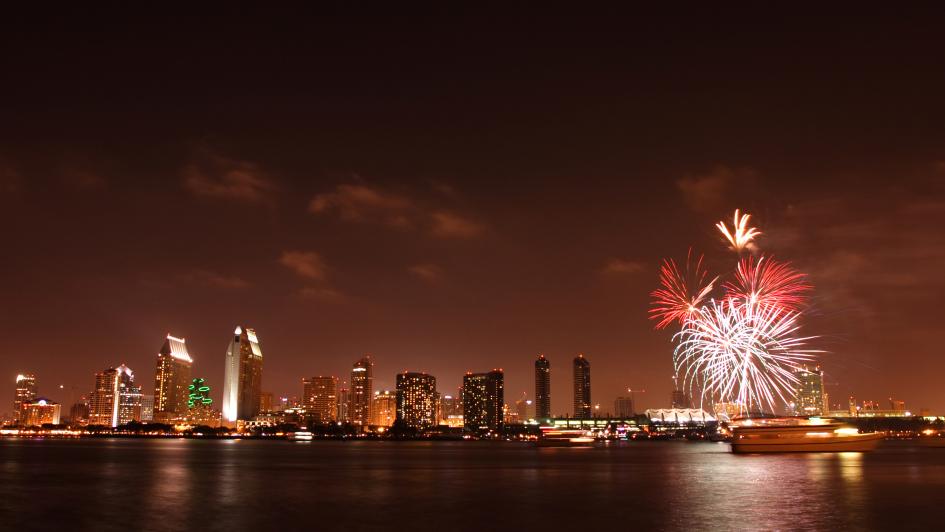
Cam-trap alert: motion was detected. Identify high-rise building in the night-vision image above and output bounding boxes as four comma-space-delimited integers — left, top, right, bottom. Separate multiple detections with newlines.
572, 354, 591, 419
187, 378, 220, 427
153, 334, 193, 423
614, 396, 634, 417
302, 376, 338, 423
438, 393, 463, 426
140, 395, 154, 422
534, 354, 551, 420
222, 326, 263, 423
13, 374, 37, 425
337, 383, 350, 422
372, 390, 396, 427
259, 392, 274, 413
22, 398, 61, 426
89, 365, 141, 427
463, 370, 504, 433
793, 365, 825, 416
515, 397, 533, 423
395, 372, 437, 429
349, 356, 373, 427
69, 395, 90, 426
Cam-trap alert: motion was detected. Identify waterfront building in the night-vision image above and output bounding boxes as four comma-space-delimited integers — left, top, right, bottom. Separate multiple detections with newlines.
534, 354, 551, 420
515, 398, 533, 423
438, 393, 463, 428
614, 396, 634, 417
140, 395, 154, 422
222, 326, 264, 423
302, 376, 338, 422
89, 365, 141, 427
153, 334, 193, 423
259, 392, 273, 413
13, 373, 37, 424
338, 384, 350, 422
69, 396, 89, 426
396, 372, 437, 429
573, 354, 591, 419
463, 370, 504, 433
349, 356, 373, 427
793, 365, 825, 416
187, 378, 221, 427
22, 398, 61, 426
372, 390, 396, 427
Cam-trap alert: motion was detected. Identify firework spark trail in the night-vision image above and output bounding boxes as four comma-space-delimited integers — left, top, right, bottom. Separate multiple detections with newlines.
649, 250, 717, 329
724, 255, 812, 314
673, 299, 819, 413
716, 209, 761, 252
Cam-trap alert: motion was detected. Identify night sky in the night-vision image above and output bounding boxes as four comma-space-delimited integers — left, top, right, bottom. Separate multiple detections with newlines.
3, 9, 945, 415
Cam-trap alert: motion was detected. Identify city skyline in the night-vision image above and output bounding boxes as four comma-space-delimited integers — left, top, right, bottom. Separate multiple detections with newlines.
3, 11, 945, 415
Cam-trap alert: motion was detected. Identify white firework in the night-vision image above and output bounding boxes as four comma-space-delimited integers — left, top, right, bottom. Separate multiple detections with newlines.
673, 298, 818, 414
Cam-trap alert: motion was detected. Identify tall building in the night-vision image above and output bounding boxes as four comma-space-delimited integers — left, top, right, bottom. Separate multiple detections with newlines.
22, 398, 61, 426
337, 383, 350, 422
222, 326, 263, 423
69, 395, 90, 426
89, 365, 141, 427
140, 395, 154, 422
372, 390, 396, 427
302, 376, 338, 423
534, 354, 551, 420
13, 374, 37, 425
153, 334, 193, 423
614, 396, 634, 417
793, 365, 825, 416
439, 393, 463, 426
395, 372, 437, 429
514, 398, 533, 423
463, 370, 504, 433
349, 356, 373, 427
572, 354, 591, 419
259, 392, 274, 413
188, 378, 220, 427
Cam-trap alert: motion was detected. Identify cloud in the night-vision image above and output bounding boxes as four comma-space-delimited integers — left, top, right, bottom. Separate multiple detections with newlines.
63, 170, 107, 190
408, 263, 443, 282
430, 211, 485, 239
182, 270, 250, 289
309, 184, 413, 226
600, 258, 646, 276
677, 166, 756, 214
183, 152, 275, 203
279, 251, 327, 280
310, 182, 485, 238
298, 286, 346, 302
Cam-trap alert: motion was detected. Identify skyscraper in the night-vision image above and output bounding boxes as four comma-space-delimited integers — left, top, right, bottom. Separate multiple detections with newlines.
22, 398, 60, 426
302, 376, 338, 422
89, 365, 141, 427
371, 390, 396, 427
614, 396, 634, 417
793, 365, 825, 416
438, 393, 463, 426
153, 334, 193, 423
534, 354, 551, 419
222, 326, 263, 423
13, 374, 37, 425
337, 383, 350, 422
573, 354, 591, 419
395, 372, 438, 429
463, 370, 504, 433
349, 356, 373, 427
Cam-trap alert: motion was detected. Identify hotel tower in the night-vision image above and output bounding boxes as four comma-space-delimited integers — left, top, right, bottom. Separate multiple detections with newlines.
222, 326, 263, 423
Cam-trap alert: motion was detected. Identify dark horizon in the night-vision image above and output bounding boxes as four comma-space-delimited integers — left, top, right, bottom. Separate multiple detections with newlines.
3, 9, 945, 415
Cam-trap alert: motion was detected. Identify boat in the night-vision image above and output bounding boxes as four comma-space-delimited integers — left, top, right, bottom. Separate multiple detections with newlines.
917, 429, 945, 448
730, 417, 883, 453
287, 431, 314, 441
536, 428, 595, 447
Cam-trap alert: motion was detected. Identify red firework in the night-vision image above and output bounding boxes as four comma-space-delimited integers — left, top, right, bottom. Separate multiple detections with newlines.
724, 255, 811, 314
649, 250, 716, 329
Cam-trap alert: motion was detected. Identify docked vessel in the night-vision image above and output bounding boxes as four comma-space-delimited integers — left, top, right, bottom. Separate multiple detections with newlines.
730, 417, 882, 453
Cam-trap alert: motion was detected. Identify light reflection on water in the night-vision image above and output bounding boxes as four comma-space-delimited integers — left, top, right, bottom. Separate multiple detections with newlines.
0, 439, 943, 531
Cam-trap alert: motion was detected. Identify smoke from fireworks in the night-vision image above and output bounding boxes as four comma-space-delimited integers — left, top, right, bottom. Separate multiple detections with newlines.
653, 209, 817, 415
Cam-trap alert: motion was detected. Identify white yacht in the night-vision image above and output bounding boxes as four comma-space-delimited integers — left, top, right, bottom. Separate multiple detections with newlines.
730, 417, 882, 453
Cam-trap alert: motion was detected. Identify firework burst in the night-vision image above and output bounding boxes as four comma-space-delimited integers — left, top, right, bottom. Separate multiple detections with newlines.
716, 209, 761, 252
652, 209, 818, 415
649, 250, 717, 329
724, 255, 812, 314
